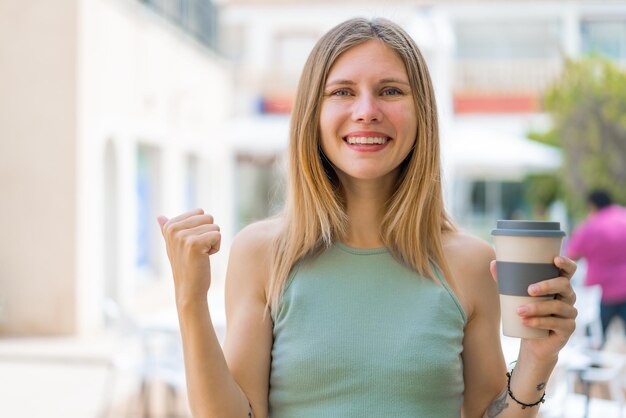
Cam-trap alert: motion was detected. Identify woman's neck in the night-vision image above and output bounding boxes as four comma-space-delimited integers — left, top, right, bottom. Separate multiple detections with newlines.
340, 178, 393, 248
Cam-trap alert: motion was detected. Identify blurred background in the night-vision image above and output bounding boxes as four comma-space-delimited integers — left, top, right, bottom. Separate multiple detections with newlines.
1, 0, 626, 417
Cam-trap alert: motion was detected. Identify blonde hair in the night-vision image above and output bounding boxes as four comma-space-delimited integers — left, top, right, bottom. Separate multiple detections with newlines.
268, 17, 456, 311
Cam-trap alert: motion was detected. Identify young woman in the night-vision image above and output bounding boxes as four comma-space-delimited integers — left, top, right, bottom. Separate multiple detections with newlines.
158, 17, 577, 418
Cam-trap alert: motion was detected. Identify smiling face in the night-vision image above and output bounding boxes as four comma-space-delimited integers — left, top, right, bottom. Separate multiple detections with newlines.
319, 39, 418, 188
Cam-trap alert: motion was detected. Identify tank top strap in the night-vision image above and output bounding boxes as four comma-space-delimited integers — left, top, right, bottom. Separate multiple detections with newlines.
431, 265, 467, 325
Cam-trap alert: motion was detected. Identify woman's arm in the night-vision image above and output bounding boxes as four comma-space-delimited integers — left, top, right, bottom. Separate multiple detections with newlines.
449, 234, 577, 418
447, 235, 508, 418
478, 256, 577, 418
158, 210, 273, 418
222, 221, 276, 418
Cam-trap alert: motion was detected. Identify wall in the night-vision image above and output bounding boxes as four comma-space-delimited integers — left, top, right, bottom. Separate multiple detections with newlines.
0, 1, 79, 334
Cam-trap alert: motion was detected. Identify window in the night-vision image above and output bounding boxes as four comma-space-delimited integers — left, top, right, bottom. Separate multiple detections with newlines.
582, 19, 626, 59
469, 180, 527, 219
103, 140, 119, 302
140, 0, 218, 50
136, 144, 163, 279
235, 153, 285, 231
185, 154, 199, 211
455, 20, 562, 60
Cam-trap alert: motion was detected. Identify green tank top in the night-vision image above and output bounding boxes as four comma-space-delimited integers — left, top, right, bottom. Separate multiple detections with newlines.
269, 242, 467, 417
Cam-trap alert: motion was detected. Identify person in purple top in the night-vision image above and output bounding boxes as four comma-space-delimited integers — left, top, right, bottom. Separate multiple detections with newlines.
567, 189, 626, 339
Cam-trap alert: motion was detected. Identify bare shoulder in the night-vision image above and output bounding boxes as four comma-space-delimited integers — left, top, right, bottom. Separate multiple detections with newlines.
232, 217, 282, 254
442, 231, 497, 319
443, 231, 495, 272
227, 217, 283, 297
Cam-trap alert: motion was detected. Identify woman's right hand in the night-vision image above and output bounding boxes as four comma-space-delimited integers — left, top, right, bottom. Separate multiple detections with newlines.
157, 208, 221, 305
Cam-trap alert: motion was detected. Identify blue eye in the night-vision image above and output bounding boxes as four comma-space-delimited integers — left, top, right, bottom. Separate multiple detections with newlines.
381, 87, 403, 96
331, 89, 351, 97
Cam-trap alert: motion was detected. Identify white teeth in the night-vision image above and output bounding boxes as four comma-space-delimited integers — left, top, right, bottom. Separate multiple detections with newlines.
346, 136, 388, 145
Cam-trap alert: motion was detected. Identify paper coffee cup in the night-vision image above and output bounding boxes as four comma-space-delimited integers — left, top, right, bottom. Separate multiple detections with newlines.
492, 220, 565, 339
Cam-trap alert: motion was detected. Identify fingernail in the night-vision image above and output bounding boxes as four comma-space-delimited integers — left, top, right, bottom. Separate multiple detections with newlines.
517, 305, 528, 315
529, 284, 539, 295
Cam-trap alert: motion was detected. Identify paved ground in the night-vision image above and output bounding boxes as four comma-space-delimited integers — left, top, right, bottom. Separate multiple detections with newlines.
0, 334, 121, 418
0, 286, 226, 418
0, 327, 217, 418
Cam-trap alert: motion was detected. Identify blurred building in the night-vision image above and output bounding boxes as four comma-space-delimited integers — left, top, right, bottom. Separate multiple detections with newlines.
219, 0, 626, 236
441, 0, 626, 233
2, 0, 626, 337
0, 0, 232, 335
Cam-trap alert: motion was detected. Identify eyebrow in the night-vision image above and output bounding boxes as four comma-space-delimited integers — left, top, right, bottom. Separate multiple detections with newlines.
325, 78, 411, 87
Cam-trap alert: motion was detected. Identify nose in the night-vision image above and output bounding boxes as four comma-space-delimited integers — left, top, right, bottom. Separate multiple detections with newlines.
352, 93, 383, 123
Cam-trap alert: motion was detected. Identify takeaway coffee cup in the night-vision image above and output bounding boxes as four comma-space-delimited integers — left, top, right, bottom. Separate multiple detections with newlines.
492, 220, 566, 339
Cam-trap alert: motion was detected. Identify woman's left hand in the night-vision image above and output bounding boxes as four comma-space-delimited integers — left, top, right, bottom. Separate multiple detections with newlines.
491, 256, 578, 363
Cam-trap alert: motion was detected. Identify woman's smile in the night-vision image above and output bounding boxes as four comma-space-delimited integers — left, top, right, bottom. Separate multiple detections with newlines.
343, 131, 391, 152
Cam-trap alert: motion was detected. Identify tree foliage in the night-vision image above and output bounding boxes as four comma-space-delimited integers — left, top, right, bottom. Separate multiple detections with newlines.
538, 56, 626, 218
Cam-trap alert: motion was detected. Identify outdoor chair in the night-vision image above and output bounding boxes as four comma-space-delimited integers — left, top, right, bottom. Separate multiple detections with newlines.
99, 299, 187, 418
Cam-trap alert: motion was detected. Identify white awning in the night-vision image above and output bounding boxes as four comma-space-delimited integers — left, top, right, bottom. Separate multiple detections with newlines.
230, 116, 562, 180
230, 115, 290, 155
442, 123, 562, 180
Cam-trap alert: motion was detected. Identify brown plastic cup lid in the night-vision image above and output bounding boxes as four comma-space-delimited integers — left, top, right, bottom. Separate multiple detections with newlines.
491, 220, 566, 237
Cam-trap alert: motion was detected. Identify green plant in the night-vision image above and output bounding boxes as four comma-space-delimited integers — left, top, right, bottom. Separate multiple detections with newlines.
532, 55, 626, 221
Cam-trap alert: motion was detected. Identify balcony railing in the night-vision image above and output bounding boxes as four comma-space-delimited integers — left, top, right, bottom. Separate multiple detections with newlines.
454, 58, 564, 94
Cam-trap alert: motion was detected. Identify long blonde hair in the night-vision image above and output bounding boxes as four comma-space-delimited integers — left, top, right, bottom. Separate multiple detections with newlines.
268, 17, 456, 311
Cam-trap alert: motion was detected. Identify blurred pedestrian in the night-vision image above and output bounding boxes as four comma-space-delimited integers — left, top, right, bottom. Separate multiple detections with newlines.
567, 189, 626, 339
158, 17, 577, 418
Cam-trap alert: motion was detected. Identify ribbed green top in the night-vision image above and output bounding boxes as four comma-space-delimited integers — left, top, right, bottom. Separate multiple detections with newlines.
269, 243, 466, 417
